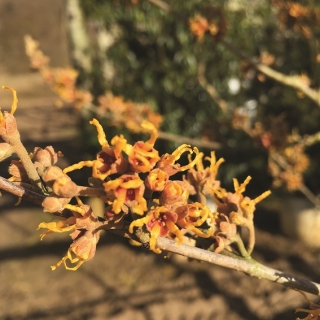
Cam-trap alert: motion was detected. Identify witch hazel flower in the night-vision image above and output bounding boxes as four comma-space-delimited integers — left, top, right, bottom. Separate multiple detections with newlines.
104, 172, 147, 215
129, 205, 183, 253
144, 144, 201, 193
175, 202, 215, 238
64, 118, 128, 180
187, 151, 225, 196
38, 198, 103, 271
125, 121, 160, 173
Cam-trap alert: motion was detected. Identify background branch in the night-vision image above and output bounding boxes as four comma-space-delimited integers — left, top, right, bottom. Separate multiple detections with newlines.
146, 0, 320, 107
197, 62, 228, 112
220, 38, 320, 107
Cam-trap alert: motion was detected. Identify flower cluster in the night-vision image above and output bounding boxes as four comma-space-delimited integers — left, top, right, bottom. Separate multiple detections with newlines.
189, 7, 227, 42
24, 35, 92, 110
232, 112, 311, 191
272, 1, 320, 39
24, 35, 162, 130
0, 86, 271, 270
98, 92, 162, 133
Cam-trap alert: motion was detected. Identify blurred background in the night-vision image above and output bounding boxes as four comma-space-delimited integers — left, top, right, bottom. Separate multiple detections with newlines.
1, 0, 320, 319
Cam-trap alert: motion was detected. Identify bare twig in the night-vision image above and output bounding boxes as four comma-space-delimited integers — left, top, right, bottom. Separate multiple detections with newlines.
197, 62, 228, 112
0, 176, 44, 206
147, 0, 170, 12
156, 237, 320, 296
220, 38, 320, 107
255, 64, 320, 106
157, 130, 222, 150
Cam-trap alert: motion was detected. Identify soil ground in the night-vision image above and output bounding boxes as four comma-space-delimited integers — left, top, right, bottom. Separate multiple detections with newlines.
1, 2, 320, 320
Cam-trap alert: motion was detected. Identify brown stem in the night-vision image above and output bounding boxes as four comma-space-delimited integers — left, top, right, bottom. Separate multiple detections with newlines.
220, 38, 320, 107
0, 176, 45, 206
255, 63, 320, 107
196, 189, 207, 205
77, 186, 106, 197
157, 131, 222, 150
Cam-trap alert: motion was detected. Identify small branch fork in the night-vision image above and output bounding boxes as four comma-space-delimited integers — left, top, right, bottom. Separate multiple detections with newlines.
1, 177, 320, 297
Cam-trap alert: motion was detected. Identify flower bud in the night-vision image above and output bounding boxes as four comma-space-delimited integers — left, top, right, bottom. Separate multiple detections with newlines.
160, 180, 189, 208
145, 168, 168, 191
33, 146, 61, 168
8, 159, 28, 182
42, 196, 71, 213
0, 142, 13, 161
0, 86, 19, 142
42, 166, 64, 187
52, 176, 78, 198
0, 113, 18, 142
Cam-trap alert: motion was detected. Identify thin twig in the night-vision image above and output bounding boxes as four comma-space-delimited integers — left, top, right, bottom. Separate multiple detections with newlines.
157, 131, 222, 150
197, 62, 228, 112
156, 237, 320, 296
255, 64, 320, 106
220, 38, 320, 107
0, 176, 44, 206
147, 0, 170, 12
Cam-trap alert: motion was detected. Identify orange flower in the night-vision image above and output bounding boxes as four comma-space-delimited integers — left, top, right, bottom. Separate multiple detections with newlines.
98, 93, 163, 132
64, 118, 128, 180
37, 216, 77, 240
145, 168, 169, 192
104, 173, 147, 215
38, 200, 103, 271
33, 146, 61, 169
125, 121, 160, 173
24, 35, 50, 69
0, 142, 13, 161
160, 180, 190, 209
8, 159, 28, 182
175, 202, 215, 237
157, 144, 201, 176
187, 151, 225, 196
129, 206, 183, 253
189, 15, 209, 41
214, 176, 271, 223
